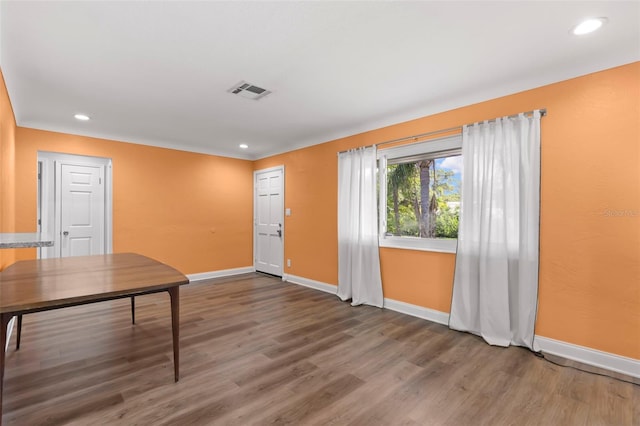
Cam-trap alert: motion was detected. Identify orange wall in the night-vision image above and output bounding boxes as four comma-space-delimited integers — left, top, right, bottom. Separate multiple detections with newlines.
0, 68, 17, 269
14, 128, 254, 274
4, 63, 638, 359
255, 62, 640, 359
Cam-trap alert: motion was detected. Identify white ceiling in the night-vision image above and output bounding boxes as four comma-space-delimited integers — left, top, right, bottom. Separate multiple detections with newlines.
1, 1, 638, 160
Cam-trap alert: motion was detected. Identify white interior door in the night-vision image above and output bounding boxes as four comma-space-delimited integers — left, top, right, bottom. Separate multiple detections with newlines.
255, 166, 284, 276
60, 163, 105, 257
37, 152, 112, 259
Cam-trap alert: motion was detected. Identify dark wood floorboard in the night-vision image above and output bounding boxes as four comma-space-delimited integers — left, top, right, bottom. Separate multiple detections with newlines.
2, 273, 637, 425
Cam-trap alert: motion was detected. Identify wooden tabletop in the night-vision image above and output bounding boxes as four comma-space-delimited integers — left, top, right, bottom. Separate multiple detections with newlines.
0, 253, 189, 314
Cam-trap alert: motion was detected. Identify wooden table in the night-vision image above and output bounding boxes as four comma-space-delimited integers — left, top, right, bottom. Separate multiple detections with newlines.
0, 253, 189, 425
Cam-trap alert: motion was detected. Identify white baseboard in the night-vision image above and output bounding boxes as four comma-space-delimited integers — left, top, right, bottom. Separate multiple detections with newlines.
187, 266, 254, 282
534, 335, 640, 379
282, 274, 639, 379
282, 273, 337, 294
7, 267, 635, 378
282, 273, 449, 325
383, 298, 450, 326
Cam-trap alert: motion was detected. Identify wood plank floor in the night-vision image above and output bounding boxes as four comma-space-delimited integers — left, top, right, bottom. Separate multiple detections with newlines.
2, 273, 638, 425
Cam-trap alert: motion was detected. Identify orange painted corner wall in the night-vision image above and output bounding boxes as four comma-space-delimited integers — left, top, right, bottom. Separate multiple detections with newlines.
0, 67, 17, 269
14, 128, 255, 275
255, 62, 640, 360
255, 144, 341, 285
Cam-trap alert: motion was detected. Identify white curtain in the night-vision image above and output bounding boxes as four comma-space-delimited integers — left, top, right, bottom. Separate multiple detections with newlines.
337, 146, 384, 307
449, 111, 541, 349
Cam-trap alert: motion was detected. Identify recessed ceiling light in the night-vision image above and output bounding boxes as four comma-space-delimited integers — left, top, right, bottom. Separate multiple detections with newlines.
571, 17, 607, 35
74, 113, 90, 121
239, 144, 249, 149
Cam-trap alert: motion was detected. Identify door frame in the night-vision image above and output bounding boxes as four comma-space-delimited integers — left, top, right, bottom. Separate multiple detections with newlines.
37, 151, 113, 259
253, 165, 285, 276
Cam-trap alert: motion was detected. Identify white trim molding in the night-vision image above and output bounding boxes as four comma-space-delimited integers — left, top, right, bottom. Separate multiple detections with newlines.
6, 267, 638, 379
534, 335, 640, 379
379, 237, 457, 254
187, 266, 254, 282
283, 274, 450, 326
282, 274, 337, 295
383, 298, 450, 326
282, 274, 640, 379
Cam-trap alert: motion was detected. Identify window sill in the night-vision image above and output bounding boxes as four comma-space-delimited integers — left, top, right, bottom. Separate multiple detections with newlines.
379, 237, 457, 254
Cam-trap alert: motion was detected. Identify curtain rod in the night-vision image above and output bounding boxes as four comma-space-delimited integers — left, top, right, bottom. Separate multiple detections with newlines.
338, 108, 546, 154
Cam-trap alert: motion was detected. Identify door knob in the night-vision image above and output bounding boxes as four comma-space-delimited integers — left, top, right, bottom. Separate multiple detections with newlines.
63, 231, 69, 236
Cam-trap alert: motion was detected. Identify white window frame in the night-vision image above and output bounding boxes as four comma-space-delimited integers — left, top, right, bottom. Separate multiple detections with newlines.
378, 134, 462, 253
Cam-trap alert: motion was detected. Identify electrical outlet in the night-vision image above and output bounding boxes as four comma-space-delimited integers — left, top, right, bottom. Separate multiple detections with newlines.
287, 259, 291, 267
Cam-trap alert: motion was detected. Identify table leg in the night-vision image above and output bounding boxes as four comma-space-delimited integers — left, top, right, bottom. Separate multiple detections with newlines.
1, 313, 12, 426
168, 286, 180, 382
16, 315, 22, 350
130, 296, 136, 325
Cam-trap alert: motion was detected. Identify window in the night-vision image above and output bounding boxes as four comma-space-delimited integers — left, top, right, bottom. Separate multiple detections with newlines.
378, 135, 462, 253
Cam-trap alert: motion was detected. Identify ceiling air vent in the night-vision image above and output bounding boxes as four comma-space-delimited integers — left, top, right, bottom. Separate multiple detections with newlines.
227, 81, 271, 101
